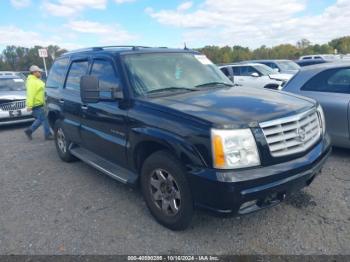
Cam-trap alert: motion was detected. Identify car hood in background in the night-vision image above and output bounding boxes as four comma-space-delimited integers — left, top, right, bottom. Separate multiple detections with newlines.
147, 86, 315, 128
269, 73, 293, 81
0, 91, 26, 102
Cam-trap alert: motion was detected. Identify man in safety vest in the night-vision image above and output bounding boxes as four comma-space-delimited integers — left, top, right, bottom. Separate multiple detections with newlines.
24, 65, 53, 140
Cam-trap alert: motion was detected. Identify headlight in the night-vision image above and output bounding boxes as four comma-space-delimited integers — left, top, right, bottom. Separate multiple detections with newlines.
317, 104, 326, 135
211, 129, 260, 169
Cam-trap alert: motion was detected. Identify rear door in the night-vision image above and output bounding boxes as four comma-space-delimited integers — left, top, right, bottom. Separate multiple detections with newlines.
61, 58, 90, 144
300, 67, 350, 145
80, 57, 129, 167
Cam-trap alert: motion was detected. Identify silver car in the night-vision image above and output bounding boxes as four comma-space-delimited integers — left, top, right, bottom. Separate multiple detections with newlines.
0, 75, 34, 126
282, 62, 350, 148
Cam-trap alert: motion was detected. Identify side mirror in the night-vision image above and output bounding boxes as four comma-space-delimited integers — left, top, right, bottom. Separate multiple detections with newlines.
274, 68, 280, 72
80, 75, 99, 104
251, 72, 259, 77
228, 76, 234, 83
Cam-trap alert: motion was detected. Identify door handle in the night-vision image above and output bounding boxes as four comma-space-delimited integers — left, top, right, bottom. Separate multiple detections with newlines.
81, 105, 88, 110
59, 99, 64, 104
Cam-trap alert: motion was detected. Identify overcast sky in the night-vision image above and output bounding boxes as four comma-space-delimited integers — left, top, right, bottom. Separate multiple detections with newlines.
0, 0, 349, 51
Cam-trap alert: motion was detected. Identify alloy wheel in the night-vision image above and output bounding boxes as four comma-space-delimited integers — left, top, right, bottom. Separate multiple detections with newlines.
149, 169, 181, 216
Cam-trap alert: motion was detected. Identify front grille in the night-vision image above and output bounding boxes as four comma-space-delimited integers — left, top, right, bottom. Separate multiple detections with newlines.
260, 108, 321, 157
0, 100, 26, 111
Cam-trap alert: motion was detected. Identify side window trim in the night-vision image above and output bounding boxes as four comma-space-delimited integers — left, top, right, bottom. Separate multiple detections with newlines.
63, 57, 90, 92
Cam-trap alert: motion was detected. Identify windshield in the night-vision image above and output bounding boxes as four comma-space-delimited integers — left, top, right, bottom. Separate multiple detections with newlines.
277, 61, 300, 71
254, 64, 276, 75
123, 52, 232, 96
0, 78, 26, 91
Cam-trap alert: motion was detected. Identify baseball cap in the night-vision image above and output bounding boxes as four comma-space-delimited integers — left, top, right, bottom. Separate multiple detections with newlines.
29, 65, 43, 72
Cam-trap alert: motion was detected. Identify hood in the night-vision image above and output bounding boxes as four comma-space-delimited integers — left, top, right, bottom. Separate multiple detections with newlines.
0, 91, 26, 102
269, 73, 293, 81
147, 86, 315, 128
280, 69, 299, 75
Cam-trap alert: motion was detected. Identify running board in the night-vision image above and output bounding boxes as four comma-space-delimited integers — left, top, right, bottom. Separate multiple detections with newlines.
70, 147, 138, 185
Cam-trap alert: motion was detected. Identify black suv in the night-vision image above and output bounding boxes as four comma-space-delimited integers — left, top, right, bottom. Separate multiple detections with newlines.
46, 46, 331, 230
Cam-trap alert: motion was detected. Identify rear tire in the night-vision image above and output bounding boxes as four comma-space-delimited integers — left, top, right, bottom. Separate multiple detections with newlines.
141, 151, 194, 231
54, 120, 76, 162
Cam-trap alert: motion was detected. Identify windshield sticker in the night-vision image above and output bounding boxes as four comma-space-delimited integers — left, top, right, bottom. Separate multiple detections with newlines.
13, 79, 24, 82
194, 55, 213, 65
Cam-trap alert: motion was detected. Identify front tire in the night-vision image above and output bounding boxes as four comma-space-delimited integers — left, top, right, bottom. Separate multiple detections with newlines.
141, 151, 194, 231
54, 120, 76, 162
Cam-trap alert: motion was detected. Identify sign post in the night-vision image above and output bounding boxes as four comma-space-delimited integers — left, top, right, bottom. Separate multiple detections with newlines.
38, 48, 48, 77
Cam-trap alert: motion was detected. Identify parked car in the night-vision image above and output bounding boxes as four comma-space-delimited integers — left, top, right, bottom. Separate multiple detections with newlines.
240, 60, 300, 75
0, 75, 34, 126
219, 63, 293, 89
295, 59, 329, 67
282, 62, 350, 148
299, 54, 339, 61
0, 71, 26, 80
47, 46, 331, 230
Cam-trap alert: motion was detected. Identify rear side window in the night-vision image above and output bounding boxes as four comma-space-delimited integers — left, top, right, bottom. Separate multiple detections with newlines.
65, 60, 89, 91
46, 58, 69, 89
301, 68, 350, 94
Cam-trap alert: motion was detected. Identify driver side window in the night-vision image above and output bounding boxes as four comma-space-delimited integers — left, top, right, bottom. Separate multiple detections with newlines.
90, 59, 121, 99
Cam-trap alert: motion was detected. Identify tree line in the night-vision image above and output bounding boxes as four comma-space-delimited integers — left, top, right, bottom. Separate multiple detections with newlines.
197, 36, 350, 64
0, 45, 67, 72
0, 36, 350, 71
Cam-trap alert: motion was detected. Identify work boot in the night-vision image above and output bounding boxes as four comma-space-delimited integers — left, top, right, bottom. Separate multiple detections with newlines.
24, 129, 32, 140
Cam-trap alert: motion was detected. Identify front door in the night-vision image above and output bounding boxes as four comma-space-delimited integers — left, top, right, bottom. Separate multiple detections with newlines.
80, 57, 129, 167
62, 58, 89, 144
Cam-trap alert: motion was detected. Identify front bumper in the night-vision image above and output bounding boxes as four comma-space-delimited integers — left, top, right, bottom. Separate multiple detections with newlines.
0, 109, 34, 126
188, 134, 331, 214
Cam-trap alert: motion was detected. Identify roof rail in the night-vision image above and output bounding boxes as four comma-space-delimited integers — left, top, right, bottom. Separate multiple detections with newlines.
64, 45, 159, 55
66, 45, 159, 54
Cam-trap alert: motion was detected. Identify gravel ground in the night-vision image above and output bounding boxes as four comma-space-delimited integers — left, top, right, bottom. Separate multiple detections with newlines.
0, 124, 349, 255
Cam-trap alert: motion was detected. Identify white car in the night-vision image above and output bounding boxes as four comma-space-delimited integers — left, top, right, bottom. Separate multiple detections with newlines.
219, 63, 293, 90
0, 75, 34, 126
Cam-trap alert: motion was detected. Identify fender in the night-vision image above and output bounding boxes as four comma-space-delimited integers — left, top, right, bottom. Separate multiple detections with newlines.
128, 126, 208, 173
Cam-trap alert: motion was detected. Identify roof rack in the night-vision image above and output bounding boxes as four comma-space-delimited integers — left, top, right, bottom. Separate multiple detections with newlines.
64, 46, 166, 55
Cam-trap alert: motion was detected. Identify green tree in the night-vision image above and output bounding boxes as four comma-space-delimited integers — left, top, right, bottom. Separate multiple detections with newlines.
329, 36, 350, 54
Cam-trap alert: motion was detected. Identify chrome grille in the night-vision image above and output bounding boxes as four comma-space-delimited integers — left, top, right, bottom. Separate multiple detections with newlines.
260, 108, 321, 157
0, 100, 26, 111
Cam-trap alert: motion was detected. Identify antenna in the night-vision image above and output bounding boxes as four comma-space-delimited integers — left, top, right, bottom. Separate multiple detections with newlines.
184, 42, 188, 50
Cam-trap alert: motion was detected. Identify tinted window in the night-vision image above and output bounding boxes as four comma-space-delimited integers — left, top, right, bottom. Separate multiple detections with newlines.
232, 67, 240, 75
240, 66, 259, 76
302, 68, 350, 94
65, 60, 89, 91
46, 58, 69, 89
220, 67, 230, 76
91, 60, 120, 99
91, 60, 120, 89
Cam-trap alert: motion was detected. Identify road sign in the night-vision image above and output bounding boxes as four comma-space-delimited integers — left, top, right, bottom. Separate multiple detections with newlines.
38, 48, 48, 58
38, 48, 48, 76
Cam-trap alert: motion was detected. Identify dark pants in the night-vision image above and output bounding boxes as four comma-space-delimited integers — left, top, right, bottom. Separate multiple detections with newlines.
29, 107, 51, 137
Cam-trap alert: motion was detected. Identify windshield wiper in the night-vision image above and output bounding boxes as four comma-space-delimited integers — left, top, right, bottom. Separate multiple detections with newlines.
146, 86, 198, 94
195, 82, 234, 88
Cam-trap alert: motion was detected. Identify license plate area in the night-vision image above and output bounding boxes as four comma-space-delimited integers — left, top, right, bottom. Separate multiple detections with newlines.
9, 110, 22, 118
